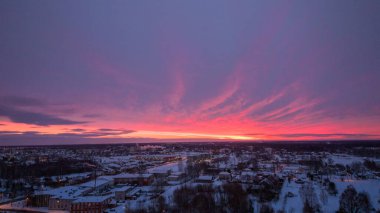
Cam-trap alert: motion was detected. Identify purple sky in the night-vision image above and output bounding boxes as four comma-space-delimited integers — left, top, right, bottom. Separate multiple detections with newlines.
0, 1, 379, 145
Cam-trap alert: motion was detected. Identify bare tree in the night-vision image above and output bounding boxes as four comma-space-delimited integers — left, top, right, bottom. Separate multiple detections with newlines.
319, 188, 328, 205
339, 185, 371, 213
152, 195, 166, 213
299, 182, 320, 212
350, 162, 365, 177
260, 203, 274, 213
223, 183, 251, 213
328, 181, 338, 195
153, 177, 165, 194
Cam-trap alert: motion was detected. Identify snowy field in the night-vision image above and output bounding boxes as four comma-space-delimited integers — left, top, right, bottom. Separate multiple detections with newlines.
327, 154, 377, 166
271, 177, 380, 213
148, 159, 186, 173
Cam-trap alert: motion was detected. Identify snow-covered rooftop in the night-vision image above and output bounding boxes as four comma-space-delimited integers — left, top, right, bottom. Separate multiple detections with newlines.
72, 195, 113, 203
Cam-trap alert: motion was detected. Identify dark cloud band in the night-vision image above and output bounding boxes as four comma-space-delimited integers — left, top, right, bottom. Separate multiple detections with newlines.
0, 105, 85, 126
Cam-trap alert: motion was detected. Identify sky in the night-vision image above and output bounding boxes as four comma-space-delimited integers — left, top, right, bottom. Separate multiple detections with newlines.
0, 0, 379, 145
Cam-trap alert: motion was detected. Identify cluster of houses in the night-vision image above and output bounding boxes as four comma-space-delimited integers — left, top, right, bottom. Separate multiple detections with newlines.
29, 173, 154, 212
28, 169, 287, 212
2, 145, 379, 212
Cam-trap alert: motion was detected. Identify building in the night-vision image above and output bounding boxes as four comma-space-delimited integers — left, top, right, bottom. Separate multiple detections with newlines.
240, 171, 256, 183
49, 197, 73, 211
196, 175, 214, 183
79, 177, 113, 194
71, 195, 113, 213
29, 194, 50, 207
112, 185, 132, 202
30, 177, 112, 211
167, 172, 186, 182
218, 171, 231, 181
113, 173, 154, 185
47, 186, 89, 211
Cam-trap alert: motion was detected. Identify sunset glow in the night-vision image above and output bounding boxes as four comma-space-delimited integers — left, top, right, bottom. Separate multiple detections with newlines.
0, 1, 379, 145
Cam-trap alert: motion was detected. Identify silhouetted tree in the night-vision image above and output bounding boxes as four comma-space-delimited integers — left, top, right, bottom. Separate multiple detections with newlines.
328, 181, 338, 195
364, 159, 380, 171
299, 182, 320, 212
191, 193, 215, 213
339, 185, 371, 213
173, 184, 216, 213
260, 203, 274, 213
153, 195, 166, 213
319, 188, 328, 205
223, 183, 250, 213
351, 162, 365, 177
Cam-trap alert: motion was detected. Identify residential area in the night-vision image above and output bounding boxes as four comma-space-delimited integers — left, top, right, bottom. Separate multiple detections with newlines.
0, 142, 379, 213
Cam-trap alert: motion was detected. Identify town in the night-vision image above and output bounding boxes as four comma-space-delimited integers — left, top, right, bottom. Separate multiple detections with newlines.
0, 141, 379, 213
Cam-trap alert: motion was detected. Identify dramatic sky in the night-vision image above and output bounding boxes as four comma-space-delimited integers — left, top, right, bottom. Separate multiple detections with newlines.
1, 1, 379, 145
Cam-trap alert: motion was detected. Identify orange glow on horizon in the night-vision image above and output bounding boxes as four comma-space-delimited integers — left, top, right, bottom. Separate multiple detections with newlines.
1, 117, 379, 143
113, 130, 255, 140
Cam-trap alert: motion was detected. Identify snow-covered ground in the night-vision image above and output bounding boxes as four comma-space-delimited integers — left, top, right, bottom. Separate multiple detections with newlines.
327, 154, 376, 166
272, 181, 303, 213
271, 177, 380, 213
333, 178, 380, 209
148, 159, 186, 174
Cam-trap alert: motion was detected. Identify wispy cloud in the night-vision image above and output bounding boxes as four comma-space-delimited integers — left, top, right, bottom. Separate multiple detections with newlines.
0, 97, 86, 126
0, 1, 379, 144
245, 133, 380, 140
0, 128, 135, 138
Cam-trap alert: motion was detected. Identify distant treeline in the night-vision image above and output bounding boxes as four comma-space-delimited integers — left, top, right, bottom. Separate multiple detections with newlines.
0, 158, 96, 180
